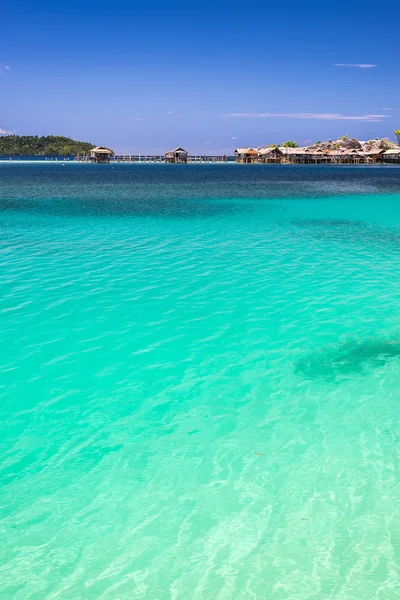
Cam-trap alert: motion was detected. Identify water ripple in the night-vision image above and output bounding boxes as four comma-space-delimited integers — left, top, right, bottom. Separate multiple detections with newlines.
1, 165, 400, 599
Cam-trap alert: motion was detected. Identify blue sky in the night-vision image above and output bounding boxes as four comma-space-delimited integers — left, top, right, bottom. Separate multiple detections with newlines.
1, 0, 399, 153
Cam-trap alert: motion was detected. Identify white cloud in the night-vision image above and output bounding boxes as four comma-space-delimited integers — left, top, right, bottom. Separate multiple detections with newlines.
334, 63, 376, 68
165, 111, 174, 115
222, 112, 390, 122
0, 65, 10, 74
0, 128, 14, 135
132, 117, 146, 121
232, 136, 238, 139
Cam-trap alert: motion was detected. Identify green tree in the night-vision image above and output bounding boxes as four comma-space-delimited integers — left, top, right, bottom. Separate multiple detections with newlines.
283, 141, 298, 148
394, 130, 400, 145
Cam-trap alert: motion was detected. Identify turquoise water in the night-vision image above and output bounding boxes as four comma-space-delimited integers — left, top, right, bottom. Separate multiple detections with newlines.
1, 164, 400, 599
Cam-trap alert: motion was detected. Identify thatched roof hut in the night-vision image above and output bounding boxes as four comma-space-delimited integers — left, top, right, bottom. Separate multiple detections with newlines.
279, 147, 310, 163
362, 149, 385, 162
165, 147, 188, 163
340, 149, 362, 155
383, 148, 400, 162
234, 148, 258, 163
280, 147, 307, 155
383, 148, 400, 155
88, 146, 113, 162
258, 147, 283, 162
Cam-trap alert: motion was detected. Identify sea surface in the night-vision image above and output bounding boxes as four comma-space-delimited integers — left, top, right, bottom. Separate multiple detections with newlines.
0, 155, 76, 162
1, 163, 400, 600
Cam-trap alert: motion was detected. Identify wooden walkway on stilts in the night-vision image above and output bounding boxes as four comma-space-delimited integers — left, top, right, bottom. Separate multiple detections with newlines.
74, 155, 235, 164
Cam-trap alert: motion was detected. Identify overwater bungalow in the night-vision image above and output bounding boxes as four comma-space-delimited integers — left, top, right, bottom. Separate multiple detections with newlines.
280, 147, 329, 164
305, 148, 332, 163
164, 147, 188, 163
383, 149, 400, 163
258, 147, 283, 163
88, 146, 113, 163
279, 147, 307, 163
363, 149, 385, 163
339, 149, 364, 164
234, 148, 258, 163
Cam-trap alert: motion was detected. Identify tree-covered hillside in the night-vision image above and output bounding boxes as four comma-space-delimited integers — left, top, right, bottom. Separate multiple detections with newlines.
0, 135, 99, 155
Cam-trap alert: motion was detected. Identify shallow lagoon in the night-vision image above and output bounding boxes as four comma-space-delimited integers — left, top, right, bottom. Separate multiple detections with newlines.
1, 164, 400, 599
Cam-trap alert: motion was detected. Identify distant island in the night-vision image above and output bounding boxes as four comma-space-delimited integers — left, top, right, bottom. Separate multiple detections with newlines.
0, 135, 101, 156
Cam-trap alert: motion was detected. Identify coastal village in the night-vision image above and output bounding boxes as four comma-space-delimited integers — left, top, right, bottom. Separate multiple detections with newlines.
233, 137, 400, 164
84, 137, 400, 164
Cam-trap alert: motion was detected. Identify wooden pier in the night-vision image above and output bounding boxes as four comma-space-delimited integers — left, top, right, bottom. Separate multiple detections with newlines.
111, 155, 232, 164
75, 154, 234, 164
